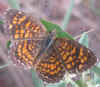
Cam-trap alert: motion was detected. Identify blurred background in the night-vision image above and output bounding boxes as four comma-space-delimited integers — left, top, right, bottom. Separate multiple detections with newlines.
0, 0, 100, 87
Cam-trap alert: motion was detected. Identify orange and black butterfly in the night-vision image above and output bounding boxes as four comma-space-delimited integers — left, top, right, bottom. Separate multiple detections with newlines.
4, 9, 97, 83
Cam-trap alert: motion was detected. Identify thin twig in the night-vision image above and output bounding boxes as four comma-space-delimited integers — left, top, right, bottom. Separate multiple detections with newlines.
75, 28, 94, 39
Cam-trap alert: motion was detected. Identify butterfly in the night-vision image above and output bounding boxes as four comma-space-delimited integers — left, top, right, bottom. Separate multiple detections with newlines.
3, 9, 97, 83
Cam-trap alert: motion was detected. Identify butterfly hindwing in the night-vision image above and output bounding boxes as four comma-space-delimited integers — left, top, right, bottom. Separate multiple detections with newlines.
10, 40, 43, 69
36, 45, 65, 83
54, 38, 97, 73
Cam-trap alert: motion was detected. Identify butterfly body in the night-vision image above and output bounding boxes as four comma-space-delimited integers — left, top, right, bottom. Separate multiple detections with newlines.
4, 9, 97, 83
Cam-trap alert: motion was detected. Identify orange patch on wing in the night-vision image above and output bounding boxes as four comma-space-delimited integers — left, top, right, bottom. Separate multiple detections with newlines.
18, 16, 26, 24
66, 64, 72, 69
71, 47, 76, 54
65, 56, 73, 63
25, 21, 31, 28
14, 34, 19, 39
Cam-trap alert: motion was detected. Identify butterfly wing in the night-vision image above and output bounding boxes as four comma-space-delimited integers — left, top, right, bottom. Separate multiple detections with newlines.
3, 9, 97, 83
10, 40, 43, 69
36, 45, 65, 83
54, 38, 97, 73
4, 9, 46, 40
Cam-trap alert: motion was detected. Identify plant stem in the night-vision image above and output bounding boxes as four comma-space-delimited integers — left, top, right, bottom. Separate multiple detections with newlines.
61, 0, 75, 30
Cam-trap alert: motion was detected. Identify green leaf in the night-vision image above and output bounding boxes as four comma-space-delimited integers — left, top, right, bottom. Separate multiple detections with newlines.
6, 40, 11, 49
40, 19, 74, 40
0, 20, 4, 24
31, 69, 43, 87
75, 79, 87, 87
91, 66, 100, 77
46, 81, 66, 87
58, 82, 66, 87
93, 73, 100, 84
8, 0, 20, 9
78, 32, 88, 48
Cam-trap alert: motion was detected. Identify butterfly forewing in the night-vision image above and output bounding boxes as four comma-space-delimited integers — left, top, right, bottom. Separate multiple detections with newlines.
4, 9, 46, 40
